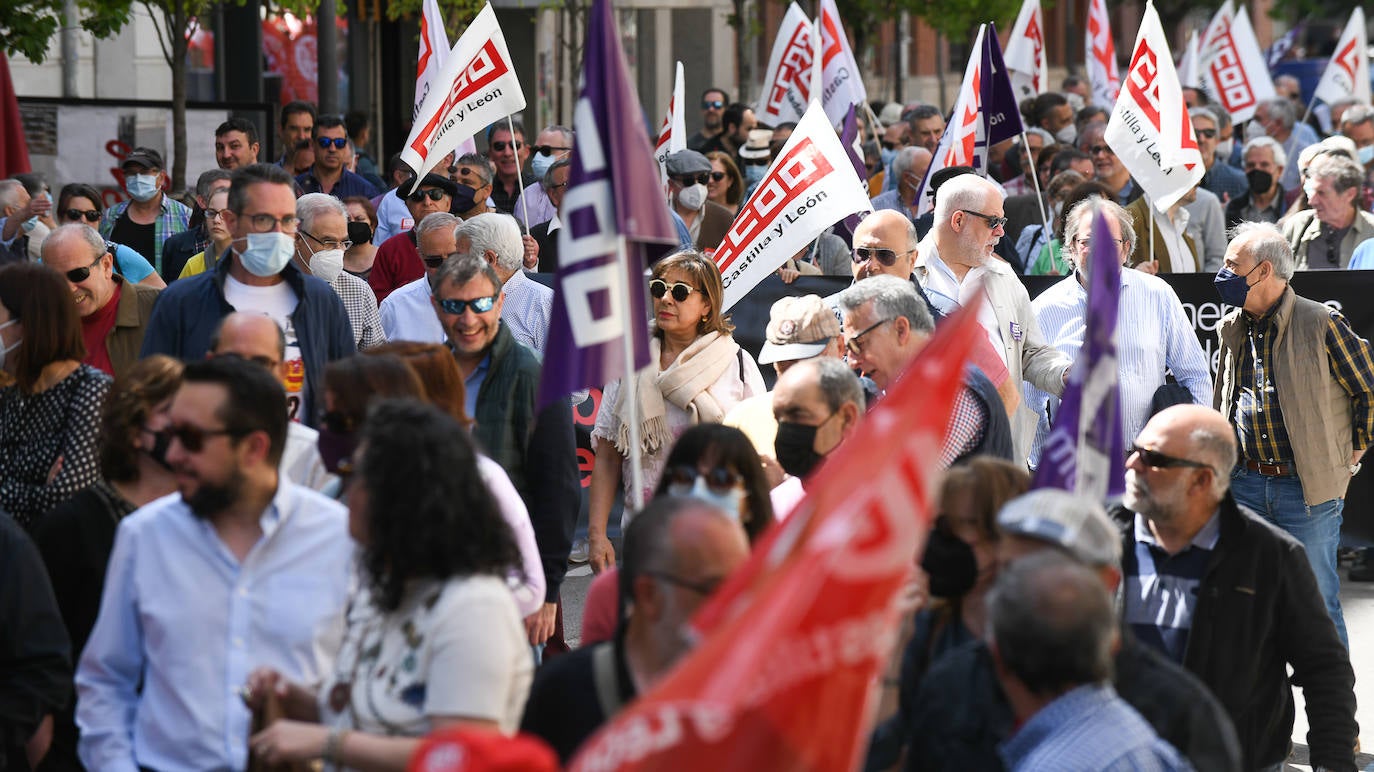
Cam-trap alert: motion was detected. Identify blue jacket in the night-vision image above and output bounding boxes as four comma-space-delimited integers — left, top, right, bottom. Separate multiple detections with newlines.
139, 251, 355, 427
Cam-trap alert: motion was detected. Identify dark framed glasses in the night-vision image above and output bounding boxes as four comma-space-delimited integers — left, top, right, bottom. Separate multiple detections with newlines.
851, 246, 912, 266
531, 144, 570, 157
1088, 144, 1115, 156
63, 208, 100, 223
845, 318, 893, 356
673, 173, 711, 186
164, 422, 247, 453
299, 228, 353, 251
709, 171, 727, 182
437, 295, 498, 315
244, 213, 300, 233
1195, 128, 1218, 139
664, 465, 742, 494
407, 188, 449, 203
649, 279, 698, 302
316, 137, 348, 150
65, 253, 105, 283
1072, 237, 1129, 253
205, 208, 225, 222
1127, 443, 1211, 470
421, 251, 461, 269
645, 569, 723, 596
959, 209, 1008, 230
490, 140, 523, 153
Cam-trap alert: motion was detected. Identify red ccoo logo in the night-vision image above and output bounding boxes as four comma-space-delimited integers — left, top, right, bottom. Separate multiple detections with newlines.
409, 38, 510, 159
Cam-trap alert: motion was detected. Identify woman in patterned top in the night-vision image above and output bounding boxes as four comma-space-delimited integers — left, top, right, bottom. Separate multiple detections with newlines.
245, 399, 534, 770
0, 262, 112, 526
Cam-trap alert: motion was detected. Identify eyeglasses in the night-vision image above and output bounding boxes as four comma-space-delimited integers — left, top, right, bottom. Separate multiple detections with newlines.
490, 140, 523, 153
649, 279, 699, 302
63, 208, 100, 223
1195, 128, 1218, 139
453, 166, 489, 184
741, 157, 770, 166
299, 228, 353, 251
1088, 144, 1115, 156
437, 294, 498, 314
852, 246, 913, 266
421, 250, 461, 269
1127, 443, 1211, 470
708, 171, 727, 182
664, 464, 742, 494
1072, 237, 1129, 253
845, 318, 893, 356
531, 144, 570, 157
702, 100, 725, 110
316, 137, 348, 150
407, 188, 449, 203
164, 422, 248, 453
243, 213, 300, 233
65, 253, 105, 283
959, 209, 1008, 230
547, 182, 568, 191
645, 569, 723, 596
205, 208, 225, 222
673, 173, 711, 186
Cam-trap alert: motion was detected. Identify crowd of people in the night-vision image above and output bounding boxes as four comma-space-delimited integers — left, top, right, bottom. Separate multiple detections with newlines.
1, 78, 1373, 771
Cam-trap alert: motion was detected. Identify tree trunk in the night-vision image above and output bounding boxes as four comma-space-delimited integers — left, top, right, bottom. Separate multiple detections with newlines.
170, 1, 188, 193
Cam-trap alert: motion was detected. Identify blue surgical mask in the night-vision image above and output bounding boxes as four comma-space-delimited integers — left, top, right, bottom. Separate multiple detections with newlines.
1359, 145, 1374, 166
1214, 262, 1262, 307
880, 147, 897, 168
20, 216, 38, 233
668, 476, 744, 521
530, 152, 557, 181
126, 174, 160, 202
743, 164, 767, 187
235, 232, 296, 277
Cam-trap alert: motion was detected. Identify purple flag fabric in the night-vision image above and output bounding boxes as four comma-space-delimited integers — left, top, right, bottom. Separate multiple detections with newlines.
537, 0, 679, 410
1266, 22, 1304, 70
982, 23, 1026, 149
841, 103, 868, 234
1032, 208, 1126, 499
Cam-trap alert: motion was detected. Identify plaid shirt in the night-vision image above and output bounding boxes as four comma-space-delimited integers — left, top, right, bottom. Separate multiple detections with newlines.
329, 271, 387, 351
939, 386, 988, 467
1236, 305, 1374, 464
99, 195, 192, 277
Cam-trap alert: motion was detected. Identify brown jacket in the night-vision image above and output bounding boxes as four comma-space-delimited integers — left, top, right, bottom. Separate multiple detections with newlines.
106, 277, 161, 379
1125, 196, 1199, 273
694, 201, 736, 253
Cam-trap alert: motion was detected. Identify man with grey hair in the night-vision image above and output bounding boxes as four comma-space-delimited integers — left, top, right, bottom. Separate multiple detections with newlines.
1337, 103, 1374, 161
1214, 221, 1374, 649
516, 124, 574, 230
161, 168, 233, 281
291, 193, 385, 350
1250, 97, 1317, 192
377, 211, 461, 344
1225, 136, 1288, 230
0, 177, 47, 264
457, 212, 552, 353
870, 146, 932, 220
1281, 153, 1374, 268
530, 158, 570, 272
1027, 197, 1210, 470
837, 274, 1011, 466
916, 173, 1071, 461
1116, 404, 1358, 770
767, 356, 866, 517
1191, 107, 1247, 202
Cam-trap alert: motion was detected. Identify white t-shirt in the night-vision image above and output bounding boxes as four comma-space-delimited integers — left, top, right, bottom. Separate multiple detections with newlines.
223, 275, 306, 421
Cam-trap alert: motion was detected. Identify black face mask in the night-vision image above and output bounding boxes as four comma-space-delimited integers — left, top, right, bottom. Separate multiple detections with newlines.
450, 183, 479, 213
1246, 169, 1274, 196
921, 526, 978, 599
774, 419, 827, 479
146, 430, 175, 472
347, 220, 373, 247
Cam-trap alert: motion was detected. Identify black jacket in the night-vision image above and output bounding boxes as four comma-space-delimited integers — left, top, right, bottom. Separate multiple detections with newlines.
1114, 493, 1358, 771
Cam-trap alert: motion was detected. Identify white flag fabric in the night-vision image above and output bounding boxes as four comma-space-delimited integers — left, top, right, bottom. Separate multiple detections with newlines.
400, 4, 525, 185
413, 0, 450, 122
1106, 0, 1204, 212
1179, 29, 1200, 88
1314, 8, 1371, 106
714, 102, 872, 311
1086, 0, 1121, 108
1005, 0, 1048, 100
818, 0, 869, 126
756, 3, 814, 126
655, 61, 686, 166
913, 25, 988, 217
1198, 2, 1275, 123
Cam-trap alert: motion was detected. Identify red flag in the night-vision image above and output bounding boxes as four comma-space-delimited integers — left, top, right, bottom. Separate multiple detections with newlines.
1, 54, 32, 178
568, 303, 986, 772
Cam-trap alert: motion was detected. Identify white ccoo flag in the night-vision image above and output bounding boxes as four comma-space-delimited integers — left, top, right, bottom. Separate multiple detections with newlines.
756, 3, 814, 126
817, 0, 869, 126
1005, 0, 1048, 99
1197, 2, 1275, 123
413, 0, 450, 122
1086, 0, 1121, 107
913, 25, 987, 217
1314, 8, 1371, 106
1105, 0, 1204, 212
400, 4, 525, 187
1179, 29, 1200, 88
654, 61, 686, 167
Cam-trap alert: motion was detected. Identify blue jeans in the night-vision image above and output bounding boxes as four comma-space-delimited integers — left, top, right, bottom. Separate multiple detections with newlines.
1230, 467, 1348, 649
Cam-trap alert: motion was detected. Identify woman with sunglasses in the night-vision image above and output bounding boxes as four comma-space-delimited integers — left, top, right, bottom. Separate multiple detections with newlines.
244, 400, 534, 770
174, 187, 234, 278
0, 262, 112, 527
55, 184, 165, 288
705, 151, 743, 215
585, 251, 766, 573
30, 354, 181, 770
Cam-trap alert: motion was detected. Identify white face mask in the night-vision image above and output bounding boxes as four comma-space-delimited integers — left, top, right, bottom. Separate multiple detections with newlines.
299, 235, 345, 283
235, 232, 296, 277
1055, 125, 1077, 145
668, 476, 744, 521
0, 319, 20, 370
677, 183, 708, 211
1216, 137, 1235, 160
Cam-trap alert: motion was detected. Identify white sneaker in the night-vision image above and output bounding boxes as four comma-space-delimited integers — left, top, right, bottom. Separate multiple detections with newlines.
568, 537, 589, 564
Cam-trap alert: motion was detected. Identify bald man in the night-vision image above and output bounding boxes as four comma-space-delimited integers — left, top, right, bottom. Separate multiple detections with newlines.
848, 210, 939, 322
208, 313, 333, 492
1116, 404, 1357, 772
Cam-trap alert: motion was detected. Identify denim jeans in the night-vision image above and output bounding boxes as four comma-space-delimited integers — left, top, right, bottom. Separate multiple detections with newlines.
1230, 466, 1349, 649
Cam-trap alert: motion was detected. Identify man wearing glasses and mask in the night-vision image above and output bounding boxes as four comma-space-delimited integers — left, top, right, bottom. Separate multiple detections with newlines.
664, 150, 734, 252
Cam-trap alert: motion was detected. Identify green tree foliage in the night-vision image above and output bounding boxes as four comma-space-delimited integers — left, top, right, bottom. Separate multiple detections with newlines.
1, 0, 133, 64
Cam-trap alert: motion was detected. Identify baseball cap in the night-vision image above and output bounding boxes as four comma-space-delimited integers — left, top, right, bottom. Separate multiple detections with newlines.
996, 489, 1122, 567
120, 147, 164, 171
758, 294, 842, 365
407, 728, 558, 772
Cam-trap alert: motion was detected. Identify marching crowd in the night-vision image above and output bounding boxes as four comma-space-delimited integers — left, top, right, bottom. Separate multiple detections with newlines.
2, 77, 1374, 772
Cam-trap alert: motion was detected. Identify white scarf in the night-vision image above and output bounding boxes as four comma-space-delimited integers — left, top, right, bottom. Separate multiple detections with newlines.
613, 331, 739, 456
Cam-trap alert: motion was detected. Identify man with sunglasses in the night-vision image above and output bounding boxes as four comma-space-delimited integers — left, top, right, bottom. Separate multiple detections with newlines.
1191, 108, 1247, 203
295, 115, 380, 201
1115, 404, 1358, 772
76, 355, 353, 772
40, 224, 160, 378
687, 87, 730, 153
515, 125, 574, 230
1078, 122, 1141, 207
378, 211, 460, 344
367, 172, 457, 303
98, 148, 192, 277
665, 150, 734, 252
486, 122, 529, 215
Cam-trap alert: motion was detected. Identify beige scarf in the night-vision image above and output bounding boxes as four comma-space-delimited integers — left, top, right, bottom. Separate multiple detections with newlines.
614, 331, 739, 456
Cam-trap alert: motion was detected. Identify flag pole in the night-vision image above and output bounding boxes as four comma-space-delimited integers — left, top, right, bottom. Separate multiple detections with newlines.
1019, 128, 1053, 242
617, 235, 646, 521
508, 113, 531, 230
1300, 91, 1320, 127
864, 102, 885, 144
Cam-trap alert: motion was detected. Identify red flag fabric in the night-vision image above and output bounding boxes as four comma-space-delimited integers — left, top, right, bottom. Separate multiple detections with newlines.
1, 54, 32, 178
568, 302, 986, 772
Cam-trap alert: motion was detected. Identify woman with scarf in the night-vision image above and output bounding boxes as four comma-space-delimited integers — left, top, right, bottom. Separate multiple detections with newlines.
585, 251, 766, 573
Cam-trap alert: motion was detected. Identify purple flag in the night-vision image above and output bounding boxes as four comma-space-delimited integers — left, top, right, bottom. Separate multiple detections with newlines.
841, 103, 868, 234
1032, 207, 1125, 499
982, 23, 1025, 149
1267, 22, 1304, 70
537, 0, 679, 410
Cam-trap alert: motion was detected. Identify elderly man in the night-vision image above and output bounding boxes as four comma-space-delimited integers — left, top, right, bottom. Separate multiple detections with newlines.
1225, 136, 1288, 231
516, 125, 573, 229
847, 210, 939, 320
1339, 104, 1374, 162
160, 169, 233, 281
1192, 107, 1247, 203
1213, 222, 1374, 648
1117, 404, 1358, 771
377, 211, 461, 344
458, 212, 552, 354
665, 150, 733, 251
520, 495, 749, 762
1281, 153, 1374, 269
0, 178, 49, 264
1079, 122, 1140, 206
367, 172, 458, 302
40, 224, 161, 378
292, 193, 386, 350
98, 148, 192, 276
295, 114, 380, 200
1250, 97, 1318, 192
530, 159, 569, 272
914, 174, 1071, 460
870, 147, 931, 221
1026, 198, 1211, 470
767, 356, 866, 517
838, 275, 1011, 465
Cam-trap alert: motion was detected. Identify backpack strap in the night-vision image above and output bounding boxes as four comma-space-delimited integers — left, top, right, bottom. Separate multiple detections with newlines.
591, 642, 625, 717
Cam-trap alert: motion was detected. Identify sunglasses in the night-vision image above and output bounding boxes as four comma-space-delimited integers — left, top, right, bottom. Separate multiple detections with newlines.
63, 208, 100, 223
316, 137, 348, 150
708, 171, 727, 182
65, 253, 105, 283
845, 318, 892, 356
490, 140, 524, 153
851, 246, 912, 266
421, 251, 460, 269
437, 294, 498, 314
407, 188, 449, 203
673, 173, 711, 186
1195, 128, 1218, 139
741, 157, 771, 166
702, 100, 726, 110
531, 144, 570, 157
164, 422, 247, 453
959, 209, 1009, 229
1128, 443, 1211, 470
664, 465, 742, 494
649, 279, 698, 302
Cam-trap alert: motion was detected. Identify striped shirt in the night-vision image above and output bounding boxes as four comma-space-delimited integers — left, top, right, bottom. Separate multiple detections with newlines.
1125, 511, 1220, 664
499, 269, 552, 356
999, 683, 1190, 771
1026, 270, 1212, 468
330, 271, 387, 351
99, 196, 192, 277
